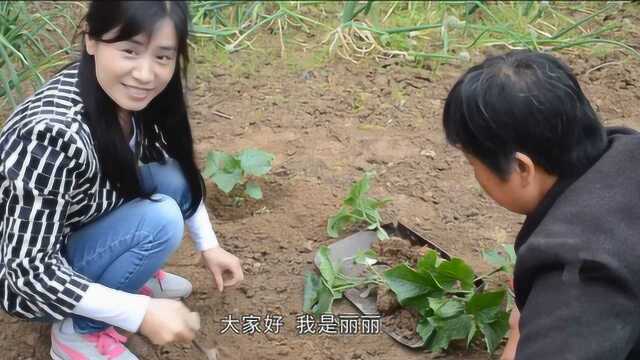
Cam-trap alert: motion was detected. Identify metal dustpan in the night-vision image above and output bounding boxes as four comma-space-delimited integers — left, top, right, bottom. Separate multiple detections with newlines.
313, 222, 453, 349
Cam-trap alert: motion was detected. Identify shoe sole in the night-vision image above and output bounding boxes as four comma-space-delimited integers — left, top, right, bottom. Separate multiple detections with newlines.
50, 348, 65, 360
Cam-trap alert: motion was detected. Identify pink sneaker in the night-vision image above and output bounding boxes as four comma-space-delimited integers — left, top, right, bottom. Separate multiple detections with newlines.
50, 321, 138, 359
139, 270, 192, 299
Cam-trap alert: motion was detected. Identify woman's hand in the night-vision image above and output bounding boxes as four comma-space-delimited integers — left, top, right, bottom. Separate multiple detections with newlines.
501, 278, 520, 360
139, 298, 199, 345
501, 306, 520, 360
201, 246, 244, 292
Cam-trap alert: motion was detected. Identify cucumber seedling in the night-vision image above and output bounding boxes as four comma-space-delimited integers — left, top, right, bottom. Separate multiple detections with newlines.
203, 148, 275, 203
327, 172, 391, 240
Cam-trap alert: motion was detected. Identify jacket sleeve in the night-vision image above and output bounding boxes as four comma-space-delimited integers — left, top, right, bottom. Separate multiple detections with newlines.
516, 261, 640, 359
0, 122, 92, 319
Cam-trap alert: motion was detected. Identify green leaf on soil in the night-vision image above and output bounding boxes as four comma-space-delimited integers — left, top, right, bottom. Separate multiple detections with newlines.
467, 320, 477, 348
326, 172, 390, 239
302, 271, 336, 315
343, 172, 372, 207
375, 227, 389, 240
303, 271, 321, 313
404, 295, 433, 316
212, 169, 243, 193
315, 280, 334, 314
434, 258, 475, 291
482, 248, 507, 268
327, 207, 353, 238
417, 317, 436, 344
482, 244, 516, 273
428, 297, 465, 319
238, 148, 274, 176
204, 151, 240, 179
383, 264, 439, 304
466, 290, 506, 320
244, 181, 263, 199
417, 250, 439, 274
354, 249, 378, 266
503, 244, 517, 264
315, 246, 336, 287
478, 311, 509, 353
204, 149, 273, 201
427, 314, 474, 352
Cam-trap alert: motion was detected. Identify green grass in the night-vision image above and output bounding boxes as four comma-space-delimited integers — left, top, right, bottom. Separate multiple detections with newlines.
188, 1, 640, 65
0, 1, 79, 108
3, 1, 638, 107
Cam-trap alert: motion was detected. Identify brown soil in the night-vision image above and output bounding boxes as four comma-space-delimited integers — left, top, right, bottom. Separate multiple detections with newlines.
381, 309, 422, 345
371, 235, 435, 347
2, 13, 640, 360
371, 236, 423, 268
375, 284, 401, 315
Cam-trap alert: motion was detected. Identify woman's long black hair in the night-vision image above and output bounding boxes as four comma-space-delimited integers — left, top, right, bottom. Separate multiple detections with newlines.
78, 1, 203, 217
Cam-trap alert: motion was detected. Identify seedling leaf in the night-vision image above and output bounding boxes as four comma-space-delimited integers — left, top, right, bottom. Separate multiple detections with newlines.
467, 320, 477, 348
428, 297, 465, 319
303, 271, 321, 313
343, 173, 372, 207
435, 258, 475, 291
327, 208, 353, 238
383, 264, 439, 305
376, 227, 389, 240
326, 172, 390, 240
204, 149, 274, 202
503, 244, 516, 264
478, 311, 509, 353
315, 246, 336, 287
354, 249, 378, 266
238, 148, 274, 176
417, 250, 438, 274
315, 281, 334, 314
244, 181, 263, 199
427, 314, 474, 352
212, 169, 243, 193
482, 245, 516, 273
417, 317, 436, 344
466, 290, 506, 323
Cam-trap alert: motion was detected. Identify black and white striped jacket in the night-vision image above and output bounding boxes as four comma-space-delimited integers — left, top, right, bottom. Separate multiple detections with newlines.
0, 63, 165, 320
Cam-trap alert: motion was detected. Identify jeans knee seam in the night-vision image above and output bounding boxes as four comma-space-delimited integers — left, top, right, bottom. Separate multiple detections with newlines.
115, 252, 147, 291
73, 230, 153, 272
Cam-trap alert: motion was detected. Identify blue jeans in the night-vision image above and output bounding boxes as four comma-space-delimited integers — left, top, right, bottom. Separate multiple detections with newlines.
64, 159, 193, 334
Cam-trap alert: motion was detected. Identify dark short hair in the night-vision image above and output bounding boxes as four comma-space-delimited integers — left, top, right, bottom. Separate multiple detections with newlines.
443, 50, 606, 179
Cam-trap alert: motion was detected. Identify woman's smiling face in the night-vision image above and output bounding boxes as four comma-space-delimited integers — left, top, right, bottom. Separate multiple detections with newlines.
85, 17, 178, 112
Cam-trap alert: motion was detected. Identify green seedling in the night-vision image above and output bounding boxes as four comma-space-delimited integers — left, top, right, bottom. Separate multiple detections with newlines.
304, 246, 512, 354
481, 243, 517, 304
327, 172, 391, 241
203, 148, 274, 201
482, 244, 517, 275
384, 249, 509, 353
304, 246, 384, 315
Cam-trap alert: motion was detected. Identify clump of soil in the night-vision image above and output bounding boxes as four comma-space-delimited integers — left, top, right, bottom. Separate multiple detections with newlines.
375, 284, 400, 315
381, 308, 423, 344
371, 235, 428, 345
371, 236, 424, 267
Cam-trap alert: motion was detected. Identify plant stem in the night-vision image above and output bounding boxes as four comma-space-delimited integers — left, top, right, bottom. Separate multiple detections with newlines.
341, 1, 358, 25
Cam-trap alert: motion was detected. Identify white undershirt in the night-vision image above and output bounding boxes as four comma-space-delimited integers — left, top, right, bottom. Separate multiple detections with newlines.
72, 118, 220, 332
126, 118, 220, 251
